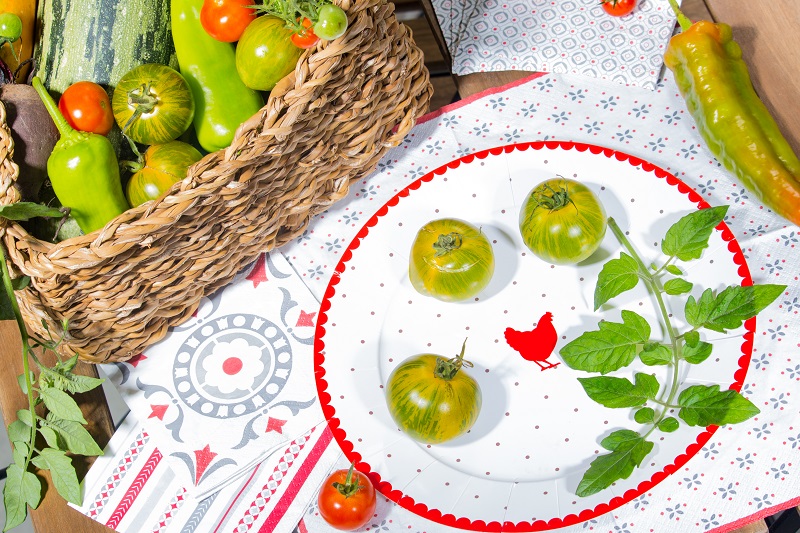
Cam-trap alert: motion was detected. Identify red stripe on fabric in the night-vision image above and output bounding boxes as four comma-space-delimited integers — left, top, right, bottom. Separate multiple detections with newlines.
297, 518, 309, 533
709, 495, 800, 533
105, 448, 163, 529
257, 426, 334, 533
416, 72, 547, 125
210, 462, 262, 533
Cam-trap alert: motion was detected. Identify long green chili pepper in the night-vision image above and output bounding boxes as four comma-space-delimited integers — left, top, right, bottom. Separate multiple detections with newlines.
664, 0, 800, 226
32, 77, 129, 234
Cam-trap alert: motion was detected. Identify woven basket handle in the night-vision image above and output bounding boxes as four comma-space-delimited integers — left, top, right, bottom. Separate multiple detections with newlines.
0, 100, 22, 210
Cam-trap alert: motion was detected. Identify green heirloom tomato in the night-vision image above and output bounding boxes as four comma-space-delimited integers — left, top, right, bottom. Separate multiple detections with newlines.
409, 218, 495, 302
112, 64, 195, 145
386, 340, 481, 444
126, 141, 203, 207
519, 177, 607, 265
235, 15, 303, 91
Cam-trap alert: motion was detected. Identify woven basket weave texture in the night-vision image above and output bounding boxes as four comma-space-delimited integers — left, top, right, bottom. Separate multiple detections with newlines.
0, 0, 432, 363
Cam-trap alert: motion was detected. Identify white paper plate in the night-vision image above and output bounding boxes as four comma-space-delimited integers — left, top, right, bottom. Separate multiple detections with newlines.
314, 142, 753, 531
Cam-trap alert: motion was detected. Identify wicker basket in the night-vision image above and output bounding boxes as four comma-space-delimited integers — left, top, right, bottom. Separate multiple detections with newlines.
0, 0, 432, 363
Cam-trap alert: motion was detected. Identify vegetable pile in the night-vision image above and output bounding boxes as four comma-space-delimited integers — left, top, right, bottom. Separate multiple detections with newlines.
0, 0, 349, 528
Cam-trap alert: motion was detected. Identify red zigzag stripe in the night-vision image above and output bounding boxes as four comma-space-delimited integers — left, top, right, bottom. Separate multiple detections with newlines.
106, 448, 163, 529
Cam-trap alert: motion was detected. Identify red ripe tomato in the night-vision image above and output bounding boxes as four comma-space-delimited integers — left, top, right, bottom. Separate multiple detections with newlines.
290, 17, 320, 49
317, 464, 376, 531
200, 0, 256, 42
601, 0, 637, 17
57, 81, 114, 135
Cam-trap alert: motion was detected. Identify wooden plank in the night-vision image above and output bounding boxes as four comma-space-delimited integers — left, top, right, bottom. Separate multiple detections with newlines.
703, 0, 800, 155
0, 320, 115, 532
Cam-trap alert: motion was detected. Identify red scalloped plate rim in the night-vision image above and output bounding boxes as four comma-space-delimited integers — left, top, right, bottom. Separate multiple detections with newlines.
313, 141, 754, 531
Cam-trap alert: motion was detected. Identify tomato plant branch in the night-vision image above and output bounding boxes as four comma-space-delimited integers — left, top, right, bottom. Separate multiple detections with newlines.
0, 244, 38, 470
607, 218, 682, 425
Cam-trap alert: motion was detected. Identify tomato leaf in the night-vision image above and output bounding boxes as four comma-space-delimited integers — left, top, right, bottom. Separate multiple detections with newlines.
30, 449, 81, 505
593, 252, 640, 310
639, 343, 672, 366
578, 373, 659, 408
560, 310, 651, 374
704, 284, 785, 333
658, 417, 680, 432
683, 330, 700, 348
683, 340, 713, 364
7, 420, 30, 444
634, 407, 655, 424
677, 384, 760, 426
661, 206, 728, 261
666, 264, 684, 276
684, 288, 716, 329
40, 387, 87, 424
44, 415, 103, 456
663, 278, 693, 295
0, 202, 65, 221
576, 430, 653, 497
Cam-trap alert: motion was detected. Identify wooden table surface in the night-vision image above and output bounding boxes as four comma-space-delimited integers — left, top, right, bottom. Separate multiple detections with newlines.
2, 0, 798, 530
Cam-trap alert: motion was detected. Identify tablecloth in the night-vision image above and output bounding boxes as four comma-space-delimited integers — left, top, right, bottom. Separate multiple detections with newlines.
430, 0, 678, 89
74, 68, 800, 533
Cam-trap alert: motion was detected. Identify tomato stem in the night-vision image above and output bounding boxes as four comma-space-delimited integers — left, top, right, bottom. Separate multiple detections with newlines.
533, 178, 574, 212
434, 338, 474, 381
332, 462, 361, 498
667, 0, 692, 31
433, 232, 462, 257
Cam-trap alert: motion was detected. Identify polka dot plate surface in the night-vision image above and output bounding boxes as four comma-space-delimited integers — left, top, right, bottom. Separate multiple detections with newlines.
314, 141, 752, 531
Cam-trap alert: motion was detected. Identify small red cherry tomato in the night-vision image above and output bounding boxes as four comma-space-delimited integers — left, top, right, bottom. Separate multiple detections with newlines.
200, 0, 257, 42
58, 81, 114, 135
290, 17, 320, 49
317, 463, 376, 531
600, 0, 637, 17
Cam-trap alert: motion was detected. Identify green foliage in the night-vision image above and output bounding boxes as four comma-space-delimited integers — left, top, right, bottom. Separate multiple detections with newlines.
0, 242, 104, 531
562, 207, 782, 499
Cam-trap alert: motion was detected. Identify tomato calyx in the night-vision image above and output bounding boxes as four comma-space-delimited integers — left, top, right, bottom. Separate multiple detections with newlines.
331, 463, 362, 498
432, 232, 463, 257
532, 178, 576, 212
120, 83, 160, 135
434, 339, 474, 381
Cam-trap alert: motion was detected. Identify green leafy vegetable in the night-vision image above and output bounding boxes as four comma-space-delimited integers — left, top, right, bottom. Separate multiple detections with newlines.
564, 208, 783, 499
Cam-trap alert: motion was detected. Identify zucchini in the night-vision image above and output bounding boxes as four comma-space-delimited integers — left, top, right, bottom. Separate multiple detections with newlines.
33, 0, 177, 93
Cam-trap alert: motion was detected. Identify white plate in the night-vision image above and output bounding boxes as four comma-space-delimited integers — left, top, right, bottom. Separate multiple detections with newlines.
314, 142, 754, 531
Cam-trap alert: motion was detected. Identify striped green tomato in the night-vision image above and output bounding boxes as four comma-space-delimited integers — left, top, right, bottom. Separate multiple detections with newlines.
519, 177, 607, 265
408, 218, 494, 302
112, 63, 195, 145
386, 341, 481, 444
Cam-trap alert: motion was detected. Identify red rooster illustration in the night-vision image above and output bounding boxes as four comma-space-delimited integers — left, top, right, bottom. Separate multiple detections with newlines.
504, 312, 560, 371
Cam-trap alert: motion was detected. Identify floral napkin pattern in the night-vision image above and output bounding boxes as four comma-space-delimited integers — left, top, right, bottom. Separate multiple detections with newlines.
433, 0, 678, 89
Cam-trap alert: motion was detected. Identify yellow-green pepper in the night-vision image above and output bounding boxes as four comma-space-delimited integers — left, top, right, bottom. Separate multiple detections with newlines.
664, 0, 800, 226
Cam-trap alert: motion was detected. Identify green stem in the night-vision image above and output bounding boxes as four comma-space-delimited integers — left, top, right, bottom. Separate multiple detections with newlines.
607, 218, 682, 429
32, 77, 74, 139
652, 256, 677, 277
667, 0, 693, 32
434, 338, 473, 381
0, 244, 38, 469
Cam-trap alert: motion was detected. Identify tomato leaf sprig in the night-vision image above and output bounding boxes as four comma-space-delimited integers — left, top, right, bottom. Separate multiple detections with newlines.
1, 211, 104, 531
560, 206, 785, 497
